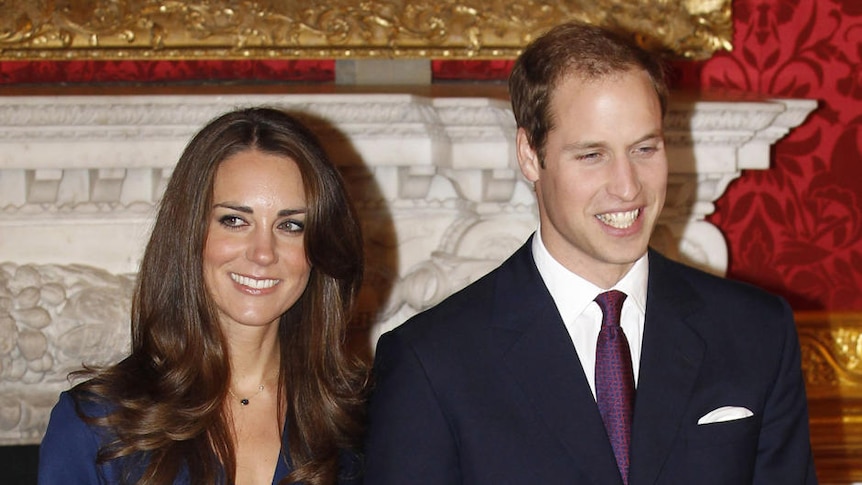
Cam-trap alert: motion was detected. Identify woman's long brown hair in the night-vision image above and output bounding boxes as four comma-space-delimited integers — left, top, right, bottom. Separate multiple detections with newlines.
71, 108, 367, 485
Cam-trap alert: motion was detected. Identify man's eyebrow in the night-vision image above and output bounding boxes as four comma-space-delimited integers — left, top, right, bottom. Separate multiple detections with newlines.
632, 131, 664, 144
561, 140, 605, 153
561, 132, 664, 152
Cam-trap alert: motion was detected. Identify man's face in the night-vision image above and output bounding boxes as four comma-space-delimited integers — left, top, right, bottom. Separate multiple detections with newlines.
517, 68, 667, 288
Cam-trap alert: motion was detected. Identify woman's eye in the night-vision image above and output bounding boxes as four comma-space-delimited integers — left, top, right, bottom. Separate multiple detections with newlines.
218, 215, 246, 228
279, 220, 305, 234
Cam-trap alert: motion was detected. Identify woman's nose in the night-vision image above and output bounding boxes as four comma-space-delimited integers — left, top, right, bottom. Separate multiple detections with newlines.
247, 229, 277, 265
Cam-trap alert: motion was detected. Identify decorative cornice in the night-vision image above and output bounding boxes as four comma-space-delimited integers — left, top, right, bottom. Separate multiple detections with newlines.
0, 92, 816, 279
0, 96, 812, 144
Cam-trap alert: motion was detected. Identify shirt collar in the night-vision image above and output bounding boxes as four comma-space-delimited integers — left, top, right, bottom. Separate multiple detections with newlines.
532, 229, 649, 318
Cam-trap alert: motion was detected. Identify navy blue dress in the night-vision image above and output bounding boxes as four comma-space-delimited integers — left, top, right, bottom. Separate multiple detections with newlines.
39, 391, 361, 484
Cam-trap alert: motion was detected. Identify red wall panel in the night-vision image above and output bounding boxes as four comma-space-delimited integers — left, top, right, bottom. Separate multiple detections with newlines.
0, 60, 334, 84
675, 0, 862, 311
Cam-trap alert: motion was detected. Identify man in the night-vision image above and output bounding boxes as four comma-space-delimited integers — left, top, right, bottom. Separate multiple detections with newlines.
364, 21, 816, 484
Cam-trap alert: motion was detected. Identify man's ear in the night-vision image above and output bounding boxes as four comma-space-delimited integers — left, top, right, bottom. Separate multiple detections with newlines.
517, 128, 540, 183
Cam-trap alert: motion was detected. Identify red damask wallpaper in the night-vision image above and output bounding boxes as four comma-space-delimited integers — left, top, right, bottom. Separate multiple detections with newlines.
0, 59, 335, 84
1, 0, 859, 311
679, 0, 862, 311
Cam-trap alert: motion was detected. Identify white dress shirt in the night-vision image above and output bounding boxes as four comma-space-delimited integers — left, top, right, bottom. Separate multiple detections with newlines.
532, 230, 648, 399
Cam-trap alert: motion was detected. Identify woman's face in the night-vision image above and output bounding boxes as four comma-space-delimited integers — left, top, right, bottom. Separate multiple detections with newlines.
203, 148, 312, 330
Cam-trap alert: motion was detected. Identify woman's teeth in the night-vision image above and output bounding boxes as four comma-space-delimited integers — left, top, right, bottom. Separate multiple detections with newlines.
230, 273, 279, 289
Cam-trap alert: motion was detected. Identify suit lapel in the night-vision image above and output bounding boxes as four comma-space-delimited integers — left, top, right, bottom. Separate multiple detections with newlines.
629, 250, 707, 485
490, 240, 623, 485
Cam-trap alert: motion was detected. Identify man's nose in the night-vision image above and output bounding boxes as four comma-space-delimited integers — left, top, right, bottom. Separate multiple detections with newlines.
607, 157, 641, 200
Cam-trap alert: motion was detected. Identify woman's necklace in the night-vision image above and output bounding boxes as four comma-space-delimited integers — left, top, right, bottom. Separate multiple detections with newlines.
228, 383, 266, 407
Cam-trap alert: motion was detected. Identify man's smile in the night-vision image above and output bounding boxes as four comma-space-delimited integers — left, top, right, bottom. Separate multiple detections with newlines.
596, 209, 640, 229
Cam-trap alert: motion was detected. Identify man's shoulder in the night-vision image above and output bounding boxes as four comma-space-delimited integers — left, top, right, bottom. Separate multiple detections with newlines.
651, 249, 784, 305
650, 250, 794, 339
387, 243, 533, 344
393, 262, 503, 338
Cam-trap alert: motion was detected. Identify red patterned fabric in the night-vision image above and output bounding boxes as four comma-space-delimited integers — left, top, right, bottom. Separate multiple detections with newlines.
431, 60, 514, 81
0, 60, 334, 84
595, 290, 634, 484
673, 0, 862, 311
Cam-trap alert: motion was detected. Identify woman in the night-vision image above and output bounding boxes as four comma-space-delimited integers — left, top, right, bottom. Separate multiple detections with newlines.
38, 108, 368, 485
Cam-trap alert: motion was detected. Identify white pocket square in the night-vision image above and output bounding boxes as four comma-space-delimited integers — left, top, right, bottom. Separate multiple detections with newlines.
697, 406, 754, 425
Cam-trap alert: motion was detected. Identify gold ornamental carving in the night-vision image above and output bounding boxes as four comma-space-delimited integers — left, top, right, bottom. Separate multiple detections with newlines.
797, 312, 862, 483
0, 0, 732, 61
797, 312, 862, 397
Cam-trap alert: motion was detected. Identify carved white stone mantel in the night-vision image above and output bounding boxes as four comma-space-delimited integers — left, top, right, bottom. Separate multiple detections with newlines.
0, 91, 815, 445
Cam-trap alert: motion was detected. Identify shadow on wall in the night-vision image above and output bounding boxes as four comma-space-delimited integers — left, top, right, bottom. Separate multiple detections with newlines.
288, 109, 399, 364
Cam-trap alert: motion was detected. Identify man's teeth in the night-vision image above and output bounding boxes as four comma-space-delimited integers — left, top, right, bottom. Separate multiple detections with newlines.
596, 209, 639, 229
230, 273, 279, 289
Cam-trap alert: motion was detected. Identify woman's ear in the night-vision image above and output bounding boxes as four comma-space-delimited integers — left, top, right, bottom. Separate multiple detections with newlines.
516, 128, 540, 183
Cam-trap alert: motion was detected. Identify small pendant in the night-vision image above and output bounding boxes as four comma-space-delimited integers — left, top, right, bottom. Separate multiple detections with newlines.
240, 398, 249, 406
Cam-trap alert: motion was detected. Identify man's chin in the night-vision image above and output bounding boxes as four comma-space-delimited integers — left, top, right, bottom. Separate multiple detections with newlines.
601, 244, 649, 265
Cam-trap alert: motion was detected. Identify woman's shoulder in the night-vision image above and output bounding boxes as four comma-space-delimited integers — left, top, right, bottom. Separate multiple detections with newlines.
38, 389, 111, 484
43, 385, 117, 444
46, 389, 108, 431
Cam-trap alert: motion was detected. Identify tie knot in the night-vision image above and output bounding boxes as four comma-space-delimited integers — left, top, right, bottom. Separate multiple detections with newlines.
595, 290, 627, 328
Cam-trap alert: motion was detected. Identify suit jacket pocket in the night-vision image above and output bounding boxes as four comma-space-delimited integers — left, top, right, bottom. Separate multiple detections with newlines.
668, 416, 761, 484
687, 414, 759, 448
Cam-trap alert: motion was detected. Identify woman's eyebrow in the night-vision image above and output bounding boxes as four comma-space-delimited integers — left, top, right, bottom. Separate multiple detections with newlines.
213, 204, 307, 217
278, 208, 307, 217
214, 202, 252, 213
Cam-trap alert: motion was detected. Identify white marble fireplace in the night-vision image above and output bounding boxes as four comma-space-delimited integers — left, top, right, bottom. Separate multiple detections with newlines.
0, 91, 815, 445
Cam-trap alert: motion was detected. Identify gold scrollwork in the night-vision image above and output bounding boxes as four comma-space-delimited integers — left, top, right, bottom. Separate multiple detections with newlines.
798, 312, 862, 483
0, 0, 732, 61
797, 312, 862, 398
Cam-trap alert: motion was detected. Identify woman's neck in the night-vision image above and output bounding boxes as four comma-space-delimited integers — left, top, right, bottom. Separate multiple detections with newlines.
224, 324, 281, 395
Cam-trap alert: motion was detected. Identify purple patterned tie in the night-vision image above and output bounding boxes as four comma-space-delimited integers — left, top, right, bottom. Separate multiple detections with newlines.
595, 290, 634, 484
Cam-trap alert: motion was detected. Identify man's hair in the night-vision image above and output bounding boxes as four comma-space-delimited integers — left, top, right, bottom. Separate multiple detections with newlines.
509, 21, 668, 164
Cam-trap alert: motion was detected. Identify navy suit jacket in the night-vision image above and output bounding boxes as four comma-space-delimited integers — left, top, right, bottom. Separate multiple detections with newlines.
364, 240, 817, 484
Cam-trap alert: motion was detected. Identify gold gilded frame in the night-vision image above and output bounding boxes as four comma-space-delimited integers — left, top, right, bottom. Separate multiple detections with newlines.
1, 0, 731, 61
797, 311, 862, 482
